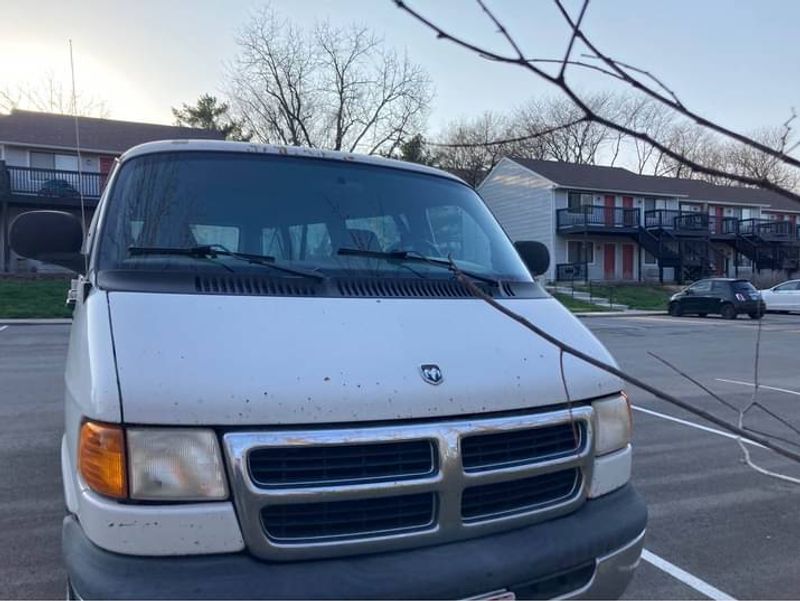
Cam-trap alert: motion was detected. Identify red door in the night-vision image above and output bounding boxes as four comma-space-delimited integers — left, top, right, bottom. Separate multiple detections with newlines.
99, 156, 116, 194
622, 244, 634, 280
622, 196, 634, 226
714, 206, 723, 234
604, 195, 615, 227
604, 244, 616, 280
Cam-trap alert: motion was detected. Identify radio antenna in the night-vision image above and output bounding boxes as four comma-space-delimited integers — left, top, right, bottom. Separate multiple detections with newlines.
69, 39, 88, 273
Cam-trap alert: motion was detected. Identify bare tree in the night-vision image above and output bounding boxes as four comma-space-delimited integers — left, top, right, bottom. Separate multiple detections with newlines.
433, 111, 516, 186
227, 7, 432, 155
512, 93, 615, 164
0, 73, 108, 117
615, 96, 675, 174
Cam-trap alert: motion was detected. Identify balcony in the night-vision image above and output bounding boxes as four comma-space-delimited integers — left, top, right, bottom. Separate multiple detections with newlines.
556, 206, 640, 234
2, 165, 104, 204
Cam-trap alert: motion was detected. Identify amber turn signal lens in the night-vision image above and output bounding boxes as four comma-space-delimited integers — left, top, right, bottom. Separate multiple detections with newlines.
79, 421, 127, 499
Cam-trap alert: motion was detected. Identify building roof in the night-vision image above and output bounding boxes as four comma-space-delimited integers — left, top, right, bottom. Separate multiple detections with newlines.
509, 157, 800, 213
0, 109, 225, 155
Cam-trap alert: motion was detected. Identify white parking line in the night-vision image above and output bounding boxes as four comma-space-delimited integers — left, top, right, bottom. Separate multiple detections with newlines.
642, 549, 736, 600
715, 378, 800, 397
632, 406, 764, 448
0, 326, 8, 333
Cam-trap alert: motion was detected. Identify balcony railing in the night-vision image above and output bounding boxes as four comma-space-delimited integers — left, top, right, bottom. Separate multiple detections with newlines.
644, 209, 709, 233
739, 218, 798, 241
556, 206, 639, 230
555, 262, 588, 281
5, 165, 104, 199
708, 215, 740, 236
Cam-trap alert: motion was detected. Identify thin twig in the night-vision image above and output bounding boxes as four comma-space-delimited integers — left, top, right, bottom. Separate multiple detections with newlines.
393, 0, 800, 200
647, 352, 738, 412
425, 117, 587, 148
651, 352, 800, 453
444, 262, 800, 464
558, 348, 581, 448
556, 0, 590, 80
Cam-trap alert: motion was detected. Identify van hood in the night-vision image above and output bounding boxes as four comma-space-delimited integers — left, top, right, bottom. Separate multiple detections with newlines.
107, 292, 621, 425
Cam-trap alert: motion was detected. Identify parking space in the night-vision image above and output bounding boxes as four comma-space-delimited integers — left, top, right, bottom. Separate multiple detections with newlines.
1, 314, 799, 599
587, 313, 800, 599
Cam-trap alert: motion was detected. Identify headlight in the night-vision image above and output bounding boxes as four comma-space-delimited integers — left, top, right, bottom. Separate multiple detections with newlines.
127, 428, 228, 500
593, 394, 632, 455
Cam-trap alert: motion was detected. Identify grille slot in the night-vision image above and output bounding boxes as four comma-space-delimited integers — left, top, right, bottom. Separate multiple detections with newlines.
194, 275, 316, 297
461, 469, 580, 520
249, 440, 436, 487
261, 493, 436, 541
461, 423, 583, 471
336, 278, 489, 298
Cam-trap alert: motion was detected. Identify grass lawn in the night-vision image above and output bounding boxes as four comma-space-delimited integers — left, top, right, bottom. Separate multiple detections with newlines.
572, 283, 674, 310
0, 279, 74, 318
551, 292, 610, 313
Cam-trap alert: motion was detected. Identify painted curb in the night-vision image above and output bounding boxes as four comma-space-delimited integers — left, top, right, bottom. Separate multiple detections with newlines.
575, 311, 667, 318
0, 319, 73, 325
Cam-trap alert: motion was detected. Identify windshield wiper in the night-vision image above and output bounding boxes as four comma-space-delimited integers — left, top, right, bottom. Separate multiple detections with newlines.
129, 245, 326, 281
337, 247, 499, 287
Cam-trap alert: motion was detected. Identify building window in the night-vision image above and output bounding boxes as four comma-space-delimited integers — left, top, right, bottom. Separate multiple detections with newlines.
643, 250, 657, 265
567, 192, 593, 214
29, 152, 79, 180
567, 241, 594, 264
30, 151, 55, 168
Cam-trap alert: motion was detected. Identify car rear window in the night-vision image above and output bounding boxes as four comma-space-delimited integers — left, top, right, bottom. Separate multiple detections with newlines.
732, 281, 757, 292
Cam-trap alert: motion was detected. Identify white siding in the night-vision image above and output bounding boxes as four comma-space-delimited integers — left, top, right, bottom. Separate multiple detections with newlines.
478, 158, 557, 280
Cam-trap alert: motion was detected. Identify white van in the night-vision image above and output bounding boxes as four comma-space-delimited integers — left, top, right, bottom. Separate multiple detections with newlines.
11, 141, 645, 600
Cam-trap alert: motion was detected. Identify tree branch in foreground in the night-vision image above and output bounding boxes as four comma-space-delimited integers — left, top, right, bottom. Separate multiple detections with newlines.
447, 263, 800, 465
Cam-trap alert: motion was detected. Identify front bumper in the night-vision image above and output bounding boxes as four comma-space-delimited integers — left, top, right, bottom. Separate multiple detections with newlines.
64, 484, 646, 600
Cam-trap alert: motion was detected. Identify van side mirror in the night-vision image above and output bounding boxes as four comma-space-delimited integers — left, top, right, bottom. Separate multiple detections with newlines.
514, 240, 550, 276
10, 210, 85, 273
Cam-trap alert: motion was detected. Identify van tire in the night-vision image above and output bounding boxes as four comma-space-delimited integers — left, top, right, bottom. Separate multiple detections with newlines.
721, 304, 737, 320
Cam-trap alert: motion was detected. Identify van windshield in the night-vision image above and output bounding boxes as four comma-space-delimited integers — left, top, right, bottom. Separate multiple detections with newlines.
96, 151, 533, 282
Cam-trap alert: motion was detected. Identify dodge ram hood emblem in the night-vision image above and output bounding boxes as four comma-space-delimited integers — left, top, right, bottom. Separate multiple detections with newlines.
420, 364, 443, 385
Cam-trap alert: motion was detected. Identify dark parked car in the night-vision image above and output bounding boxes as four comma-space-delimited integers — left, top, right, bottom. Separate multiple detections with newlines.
668, 278, 765, 319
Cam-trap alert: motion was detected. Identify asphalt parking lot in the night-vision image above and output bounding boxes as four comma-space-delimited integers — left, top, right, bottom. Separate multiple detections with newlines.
1, 314, 799, 599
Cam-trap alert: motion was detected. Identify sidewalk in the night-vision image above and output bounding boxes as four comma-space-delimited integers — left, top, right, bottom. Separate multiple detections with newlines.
0, 318, 72, 325
574, 310, 666, 318
547, 285, 629, 311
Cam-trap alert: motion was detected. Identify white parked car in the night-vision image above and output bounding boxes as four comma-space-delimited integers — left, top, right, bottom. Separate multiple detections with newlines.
10, 141, 645, 600
760, 280, 800, 313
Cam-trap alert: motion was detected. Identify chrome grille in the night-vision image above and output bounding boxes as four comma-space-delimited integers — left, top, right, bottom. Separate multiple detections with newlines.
223, 404, 596, 561
461, 468, 581, 520
261, 492, 436, 541
249, 440, 435, 487
461, 422, 584, 471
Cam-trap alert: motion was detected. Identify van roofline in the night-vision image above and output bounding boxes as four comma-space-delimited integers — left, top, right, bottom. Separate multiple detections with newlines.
120, 139, 466, 185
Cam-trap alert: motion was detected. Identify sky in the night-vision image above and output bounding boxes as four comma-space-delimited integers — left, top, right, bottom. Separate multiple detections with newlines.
1, 0, 798, 138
